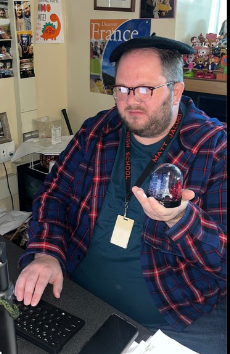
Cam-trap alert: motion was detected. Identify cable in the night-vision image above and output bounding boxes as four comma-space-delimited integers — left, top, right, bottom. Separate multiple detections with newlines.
3, 162, 14, 210
61, 109, 73, 135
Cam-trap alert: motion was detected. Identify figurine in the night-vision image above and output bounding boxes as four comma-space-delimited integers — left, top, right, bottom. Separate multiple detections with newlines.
218, 37, 227, 56
219, 19, 227, 37
197, 46, 211, 60
195, 56, 206, 70
190, 36, 199, 47
198, 33, 206, 46
205, 33, 218, 49
213, 55, 221, 69
195, 70, 205, 78
205, 57, 216, 79
220, 54, 227, 74
183, 54, 195, 77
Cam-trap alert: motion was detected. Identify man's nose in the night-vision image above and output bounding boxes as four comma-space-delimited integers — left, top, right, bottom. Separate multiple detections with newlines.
126, 89, 140, 104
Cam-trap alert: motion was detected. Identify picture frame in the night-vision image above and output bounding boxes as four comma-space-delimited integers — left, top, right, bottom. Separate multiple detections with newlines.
0, 112, 12, 144
94, 0, 135, 12
140, 0, 176, 19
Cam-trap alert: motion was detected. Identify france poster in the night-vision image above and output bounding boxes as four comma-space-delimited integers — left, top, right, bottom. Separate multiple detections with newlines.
90, 19, 151, 95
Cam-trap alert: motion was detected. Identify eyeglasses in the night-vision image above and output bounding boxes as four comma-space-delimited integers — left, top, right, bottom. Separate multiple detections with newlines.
113, 82, 176, 102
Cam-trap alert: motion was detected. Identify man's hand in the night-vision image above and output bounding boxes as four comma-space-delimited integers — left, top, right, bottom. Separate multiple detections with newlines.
15, 254, 63, 306
132, 186, 195, 227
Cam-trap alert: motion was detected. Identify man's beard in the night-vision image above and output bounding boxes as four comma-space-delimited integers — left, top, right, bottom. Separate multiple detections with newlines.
118, 96, 174, 138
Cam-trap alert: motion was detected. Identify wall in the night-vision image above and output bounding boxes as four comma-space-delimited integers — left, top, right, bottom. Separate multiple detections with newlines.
175, 0, 227, 44
0, 0, 68, 212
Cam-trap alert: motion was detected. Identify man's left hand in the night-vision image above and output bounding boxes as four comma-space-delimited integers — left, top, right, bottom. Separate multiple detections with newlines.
132, 186, 195, 228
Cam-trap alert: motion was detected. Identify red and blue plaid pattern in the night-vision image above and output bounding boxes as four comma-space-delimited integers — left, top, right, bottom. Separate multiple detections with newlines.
19, 96, 227, 332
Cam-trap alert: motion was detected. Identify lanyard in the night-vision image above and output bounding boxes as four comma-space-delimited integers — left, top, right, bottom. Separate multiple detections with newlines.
124, 110, 183, 217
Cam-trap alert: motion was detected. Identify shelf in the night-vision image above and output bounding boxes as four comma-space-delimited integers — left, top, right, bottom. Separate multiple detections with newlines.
184, 78, 227, 96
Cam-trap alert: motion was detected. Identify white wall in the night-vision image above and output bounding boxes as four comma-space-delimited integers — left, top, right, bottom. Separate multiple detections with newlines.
175, 0, 227, 44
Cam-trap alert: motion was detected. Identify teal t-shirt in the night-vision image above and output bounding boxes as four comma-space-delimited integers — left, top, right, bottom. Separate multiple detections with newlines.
72, 127, 167, 328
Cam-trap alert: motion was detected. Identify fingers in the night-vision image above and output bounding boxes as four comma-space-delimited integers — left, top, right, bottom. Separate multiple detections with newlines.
52, 275, 63, 299
181, 189, 195, 200
132, 186, 194, 222
15, 255, 63, 306
132, 186, 167, 220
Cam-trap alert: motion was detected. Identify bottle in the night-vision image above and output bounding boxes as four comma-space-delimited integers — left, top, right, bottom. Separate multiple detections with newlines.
148, 163, 183, 208
0, 242, 18, 354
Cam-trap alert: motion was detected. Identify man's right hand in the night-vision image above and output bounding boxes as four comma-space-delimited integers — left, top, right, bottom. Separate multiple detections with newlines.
15, 254, 63, 306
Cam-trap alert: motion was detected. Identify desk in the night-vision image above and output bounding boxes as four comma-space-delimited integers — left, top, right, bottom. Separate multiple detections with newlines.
2, 236, 227, 354
1, 236, 152, 354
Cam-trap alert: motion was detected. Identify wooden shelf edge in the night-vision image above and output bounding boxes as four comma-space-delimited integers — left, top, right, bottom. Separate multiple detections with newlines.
184, 78, 227, 96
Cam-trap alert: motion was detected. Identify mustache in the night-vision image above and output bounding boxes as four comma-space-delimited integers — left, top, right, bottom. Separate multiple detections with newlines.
124, 105, 147, 113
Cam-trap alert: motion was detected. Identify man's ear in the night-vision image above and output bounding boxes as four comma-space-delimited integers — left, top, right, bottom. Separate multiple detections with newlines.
173, 82, 185, 105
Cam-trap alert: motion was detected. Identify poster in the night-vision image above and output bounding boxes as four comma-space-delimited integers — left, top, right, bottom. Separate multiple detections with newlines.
14, 1, 35, 79
0, 0, 13, 78
90, 19, 151, 95
35, 0, 64, 43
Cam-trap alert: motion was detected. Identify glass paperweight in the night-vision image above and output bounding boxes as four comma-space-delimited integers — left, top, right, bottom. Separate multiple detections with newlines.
148, 163, 183, 208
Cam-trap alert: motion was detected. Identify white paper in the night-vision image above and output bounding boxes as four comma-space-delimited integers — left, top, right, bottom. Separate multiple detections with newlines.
11, 135, 73, 161
0, 207, 6, 218
126, 330, 200, 354
0, 210, 32, 236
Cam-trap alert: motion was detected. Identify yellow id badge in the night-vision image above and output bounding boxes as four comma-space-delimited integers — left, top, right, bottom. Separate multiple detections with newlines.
110, 215, 134, 249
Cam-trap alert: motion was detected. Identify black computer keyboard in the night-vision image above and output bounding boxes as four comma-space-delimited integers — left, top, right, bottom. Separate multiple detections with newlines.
15, 299, 85, 354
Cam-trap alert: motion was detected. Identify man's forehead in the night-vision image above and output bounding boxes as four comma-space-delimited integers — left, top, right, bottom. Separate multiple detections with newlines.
118, 48, 160, 63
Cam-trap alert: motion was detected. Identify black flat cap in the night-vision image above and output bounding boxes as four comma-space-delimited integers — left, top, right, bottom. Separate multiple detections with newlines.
109, 33, 195, 62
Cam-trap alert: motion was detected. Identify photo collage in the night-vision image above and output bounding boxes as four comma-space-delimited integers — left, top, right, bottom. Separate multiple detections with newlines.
0, 1, 35, 79
0, 0, 13, 78
15, 1, 35, 78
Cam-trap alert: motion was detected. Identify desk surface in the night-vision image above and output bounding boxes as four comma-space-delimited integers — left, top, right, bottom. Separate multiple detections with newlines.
1, 236, 152, 354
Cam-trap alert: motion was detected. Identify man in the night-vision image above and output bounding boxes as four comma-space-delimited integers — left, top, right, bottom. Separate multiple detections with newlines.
92, 40, 100, 58
146, 0, 160, 18
15, 34, 226, 352
22, 1, 31, 30
0, 7, 6, 18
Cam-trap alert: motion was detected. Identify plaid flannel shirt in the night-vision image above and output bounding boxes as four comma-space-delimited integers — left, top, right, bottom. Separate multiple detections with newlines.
19, 96, 227, 332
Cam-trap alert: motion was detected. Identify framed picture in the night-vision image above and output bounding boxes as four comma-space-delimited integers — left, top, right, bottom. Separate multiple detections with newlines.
94, 0, 135, 12
0, 112, 12, 144
140, 0, 176, 19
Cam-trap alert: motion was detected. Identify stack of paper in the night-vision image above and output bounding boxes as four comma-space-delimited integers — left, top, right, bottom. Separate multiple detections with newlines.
127, 330, 199, 354
0, 210, 32, 236
11, 136, 73, 162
